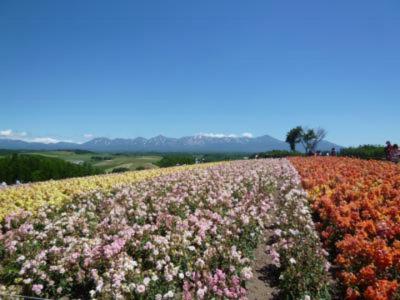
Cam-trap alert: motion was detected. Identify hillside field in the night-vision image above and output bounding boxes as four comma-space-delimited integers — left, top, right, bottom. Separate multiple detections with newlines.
25, 151, 162, 172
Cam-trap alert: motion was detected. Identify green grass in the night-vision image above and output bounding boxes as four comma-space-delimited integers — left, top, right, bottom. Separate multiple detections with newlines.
25, 151, 162, 172
92, 155, 162, 172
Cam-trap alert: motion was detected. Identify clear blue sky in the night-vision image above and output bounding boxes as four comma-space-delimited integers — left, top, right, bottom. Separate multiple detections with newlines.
1, 1, 399, 146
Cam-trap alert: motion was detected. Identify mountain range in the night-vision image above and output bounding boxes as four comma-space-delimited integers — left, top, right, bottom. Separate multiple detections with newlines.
0, 134, 342, 153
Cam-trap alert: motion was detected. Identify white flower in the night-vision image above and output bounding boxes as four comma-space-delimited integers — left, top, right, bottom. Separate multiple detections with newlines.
164, 290, 174, 298
165, 274, 173, 282
143, 277, 151, 286
152, 274, 159, 281
196, 287, 207, 298
324, 261, 331, 271
96, 280, 104, 292
17, 255, 26, 262
240, 267, 253, 280
179, 273, 184, 279
195, 258, 205, 268
304, 295, 311, 300
289, 258, 297, 264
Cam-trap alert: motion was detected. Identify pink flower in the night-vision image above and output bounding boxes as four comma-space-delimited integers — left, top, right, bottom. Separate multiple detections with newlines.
136, 284, 146, 294
32, 284, 43, 295
103, 238, 126, 259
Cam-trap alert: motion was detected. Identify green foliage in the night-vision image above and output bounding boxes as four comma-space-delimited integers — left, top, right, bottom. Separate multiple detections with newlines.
340, 145, 385, 160
156, 155, 196, 168
71, 149, 94, 154
111, 167, 130, 173
0, 154, 103, 184
0, 149, 21, 156
301, 129, 317, 153
285, 127, 327, 153
91, 155, 113, 161
285, 126, 303, 152
251, 150, 303, 158
201, 153, 247, 162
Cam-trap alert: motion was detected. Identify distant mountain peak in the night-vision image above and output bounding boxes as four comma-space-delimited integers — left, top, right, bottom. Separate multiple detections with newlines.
86, 137, 112, 145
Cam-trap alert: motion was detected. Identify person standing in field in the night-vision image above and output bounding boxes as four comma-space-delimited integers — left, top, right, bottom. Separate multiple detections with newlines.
391, 144, 400, 163
385, 141, 393, 161
330, 148, 337, 156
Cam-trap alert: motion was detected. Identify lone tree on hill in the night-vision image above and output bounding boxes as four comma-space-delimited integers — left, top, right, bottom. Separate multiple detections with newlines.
300, 127, 327, 153
285, 126, 303, 151
286, 126, 327, 153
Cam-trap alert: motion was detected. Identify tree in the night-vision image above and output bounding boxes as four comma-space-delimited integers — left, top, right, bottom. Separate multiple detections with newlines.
112, 167, 130, 173
300, 127, 327, 153
156, 154, 196, 168
285, 126, 304, 151
0, 154, 103, 184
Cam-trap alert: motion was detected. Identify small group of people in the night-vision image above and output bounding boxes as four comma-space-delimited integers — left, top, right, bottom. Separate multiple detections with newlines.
385, 141, 400, 163
307, 147, 337, 157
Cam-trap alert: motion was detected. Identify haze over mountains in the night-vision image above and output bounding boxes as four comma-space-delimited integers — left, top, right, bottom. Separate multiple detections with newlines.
0, 134, 341, 153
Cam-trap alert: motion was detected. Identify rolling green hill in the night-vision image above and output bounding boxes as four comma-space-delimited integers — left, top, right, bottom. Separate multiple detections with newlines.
26, 151, 162, 172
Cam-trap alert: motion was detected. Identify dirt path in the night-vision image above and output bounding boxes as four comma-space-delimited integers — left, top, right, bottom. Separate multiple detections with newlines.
246, 208, 280, 300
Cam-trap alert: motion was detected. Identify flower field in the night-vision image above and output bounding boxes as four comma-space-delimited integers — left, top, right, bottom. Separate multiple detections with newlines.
290, 157, 400, 299
0, 159, 330, 299
0, 163, 219, 222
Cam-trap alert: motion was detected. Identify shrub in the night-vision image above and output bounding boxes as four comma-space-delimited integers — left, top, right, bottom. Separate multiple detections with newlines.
339, 145, 385, 160
251, 150, 303, 159
111, 167, 130, 173
156, 155, 196, 168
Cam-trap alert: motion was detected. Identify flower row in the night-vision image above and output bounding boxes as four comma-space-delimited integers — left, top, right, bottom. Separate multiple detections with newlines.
290, 157, 400, 299
0, 160, 278, 299
0, 163, 218, 221
268, 160, 331, 299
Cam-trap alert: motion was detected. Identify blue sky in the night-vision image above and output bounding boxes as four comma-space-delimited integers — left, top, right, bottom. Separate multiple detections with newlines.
0, 1, 399, 146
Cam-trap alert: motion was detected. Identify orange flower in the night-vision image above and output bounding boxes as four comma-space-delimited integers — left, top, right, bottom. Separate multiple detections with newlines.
341, 271, 357, 286
357, 265, 375, 286
289, 157, 400, 298
363, 280, 398, 300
